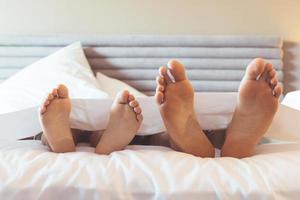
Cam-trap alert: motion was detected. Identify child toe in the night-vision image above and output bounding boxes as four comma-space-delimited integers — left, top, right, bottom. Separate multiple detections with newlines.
129, 100, 138, 107
128, 94, 135, 101
40, 106, 47, 114
134, 107, 141, 114
136, 114, 143, 121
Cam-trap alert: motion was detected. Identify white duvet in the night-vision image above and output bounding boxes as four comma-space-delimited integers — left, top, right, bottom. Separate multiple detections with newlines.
0, 140, 300, 200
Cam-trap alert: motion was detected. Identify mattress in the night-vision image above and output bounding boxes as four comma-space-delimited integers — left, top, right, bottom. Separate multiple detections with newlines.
0, 140, 299, 199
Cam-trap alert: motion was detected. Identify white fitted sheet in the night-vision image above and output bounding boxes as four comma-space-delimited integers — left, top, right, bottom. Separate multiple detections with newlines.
0, 140, 300, 200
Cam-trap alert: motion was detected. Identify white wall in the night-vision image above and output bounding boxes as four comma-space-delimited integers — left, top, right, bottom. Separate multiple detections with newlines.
0, 0, 299, 91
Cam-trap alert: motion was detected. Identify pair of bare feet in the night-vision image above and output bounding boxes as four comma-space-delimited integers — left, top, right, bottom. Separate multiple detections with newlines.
40, 86, 143, 154
40, 58, 282, 158
155, 58, 282, 158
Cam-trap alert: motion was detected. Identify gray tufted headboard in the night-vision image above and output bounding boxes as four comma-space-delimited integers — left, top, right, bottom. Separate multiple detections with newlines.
0, 35, 283, 95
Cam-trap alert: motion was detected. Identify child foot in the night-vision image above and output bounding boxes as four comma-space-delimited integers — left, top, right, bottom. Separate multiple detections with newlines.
39, 84, 75, 153
95, 90, 143, 154
222, 58, 282, 158
155, 59, 214, 157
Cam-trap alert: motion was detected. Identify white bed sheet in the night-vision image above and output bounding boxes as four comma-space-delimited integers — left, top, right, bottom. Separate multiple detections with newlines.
0, 140, 299, 200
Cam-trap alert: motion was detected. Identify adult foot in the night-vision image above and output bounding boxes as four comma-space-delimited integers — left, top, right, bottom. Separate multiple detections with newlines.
222, 58, 282, 158
39, 84, 75, 153
95, 91, 143, 154
155, 59, 214, 157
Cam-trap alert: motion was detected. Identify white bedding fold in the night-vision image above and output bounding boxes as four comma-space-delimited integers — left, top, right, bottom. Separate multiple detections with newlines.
0, 93, 237, 140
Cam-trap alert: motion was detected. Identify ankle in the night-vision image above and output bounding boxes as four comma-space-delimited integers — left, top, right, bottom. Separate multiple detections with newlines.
172, 134, 215, 158
50, 139, 75, 153
221, 139, 255, 158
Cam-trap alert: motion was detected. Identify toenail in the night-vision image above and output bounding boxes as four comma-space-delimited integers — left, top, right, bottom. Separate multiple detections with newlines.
256, 74, 261, 81
167, 69, 175, 83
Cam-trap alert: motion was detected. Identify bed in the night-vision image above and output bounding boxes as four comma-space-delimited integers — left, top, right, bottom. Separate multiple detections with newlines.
0, 35, 299, 200
1, 140, 300, 199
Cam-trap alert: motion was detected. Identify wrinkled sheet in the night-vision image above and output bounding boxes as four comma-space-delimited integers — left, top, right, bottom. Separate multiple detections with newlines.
0, 140, 300, 200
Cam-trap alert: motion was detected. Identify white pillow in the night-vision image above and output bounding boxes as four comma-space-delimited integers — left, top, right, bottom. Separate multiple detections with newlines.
0, 42, 108, 140
265, 91, 300, 141
281, 90, 300, 110
0, 42, 108, 114
75, 92, 237, 133
96, 72, 147, 98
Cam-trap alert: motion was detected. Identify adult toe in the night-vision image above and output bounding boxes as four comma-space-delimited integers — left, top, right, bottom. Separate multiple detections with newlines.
159, 66, 172, 84
167, 59, 187, 82
273, 84, 283, 98
155, 91, 164, 104
245, 58, 266, 80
